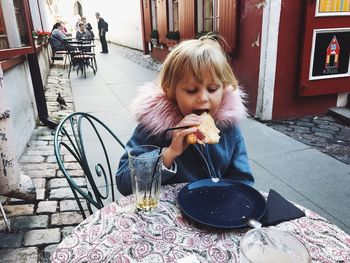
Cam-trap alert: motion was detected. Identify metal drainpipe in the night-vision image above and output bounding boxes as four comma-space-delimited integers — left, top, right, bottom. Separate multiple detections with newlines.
0, 65, 36, 201
27, 52, 58, 129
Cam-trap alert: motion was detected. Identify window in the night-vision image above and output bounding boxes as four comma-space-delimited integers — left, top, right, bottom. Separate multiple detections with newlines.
0, 3, 9, 49
203, 0, 219, 32
151, 0, 157, 30
0, 0, 34, 62
168, 0, 179, 31
13, 0, 30, 47
173, 0, 179, 31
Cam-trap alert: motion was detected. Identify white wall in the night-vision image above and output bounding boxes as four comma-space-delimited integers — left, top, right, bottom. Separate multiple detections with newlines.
3, 65, 37, 157
85, 0, 143, 50
1, 0, 51, 157
51, 0, 143, 50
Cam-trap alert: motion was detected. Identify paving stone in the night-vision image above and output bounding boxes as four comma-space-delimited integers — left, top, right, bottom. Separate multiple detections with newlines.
314, 132, 334, 139
51, 212, 83, 226
25, 150, 55, 157
0, 232, 24, 248
318, 124, 340, 131
43, 243, 58, 262
65, 162, 82, 170
289, 125, 312, 134
0, 247, 38, 262
49, 187, 75, 199
37, 201, 58, 214
27, 145, 52, 151
36, 189, 46, 201
294, 121, 315, 128
64, 154, 79, 162
62, 226, 75, 238
50, 177, 86, 189
32, 135, 55, 141
3, 204, 34, 217
57, 169, 85, 177
32, 178, 46, 189
46, 155, 58, 163
24, 228, 61, 246
60, 199, 87, 212
28, 140, 48, 146
26, 169, 56, 178
20, 155, 45, 163
312, 127, 337, 135
12, 215, 49, 230
23, 163, 58, 171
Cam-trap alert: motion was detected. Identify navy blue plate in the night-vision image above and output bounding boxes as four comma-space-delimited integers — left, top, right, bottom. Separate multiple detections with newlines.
178, 179, 266, 229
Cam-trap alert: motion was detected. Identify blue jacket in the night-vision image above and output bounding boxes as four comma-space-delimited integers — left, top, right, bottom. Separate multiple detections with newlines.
116, 84, 254, 196
51, 28, 67, 51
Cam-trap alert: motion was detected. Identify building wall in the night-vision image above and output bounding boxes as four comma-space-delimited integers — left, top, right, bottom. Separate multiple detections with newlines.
1, 0, 51, 157
2, 64, 37, 157
2, 46, 50, 157
271, 0, 338, 119
231, 0, 340, 120
231, 0, 263, 118
142, 0, 348, 120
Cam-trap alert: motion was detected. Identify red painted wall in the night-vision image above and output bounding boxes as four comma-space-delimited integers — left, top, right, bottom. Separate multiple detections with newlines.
272, 0, 337, 120
231, 1, 263, 116
145, 0, 342, 120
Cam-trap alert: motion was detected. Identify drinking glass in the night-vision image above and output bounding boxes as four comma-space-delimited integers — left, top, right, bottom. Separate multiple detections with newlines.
128, 145, 162, 211
239, 228, 311, 263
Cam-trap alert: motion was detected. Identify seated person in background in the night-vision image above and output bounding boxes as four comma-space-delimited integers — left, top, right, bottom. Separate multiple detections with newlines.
76, 22, 92, 52
81, 16, 94, 39
50, 22, 67, 51
76, 22, 92, 40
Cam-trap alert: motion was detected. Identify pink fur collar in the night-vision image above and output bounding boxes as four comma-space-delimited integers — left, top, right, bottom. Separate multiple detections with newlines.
130, 83, 247, 135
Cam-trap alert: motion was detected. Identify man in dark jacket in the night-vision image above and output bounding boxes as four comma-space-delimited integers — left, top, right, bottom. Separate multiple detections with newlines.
95, 12, 108, 53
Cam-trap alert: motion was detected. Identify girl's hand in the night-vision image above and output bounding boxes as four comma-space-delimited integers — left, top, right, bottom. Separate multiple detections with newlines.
162, 114, 201, 168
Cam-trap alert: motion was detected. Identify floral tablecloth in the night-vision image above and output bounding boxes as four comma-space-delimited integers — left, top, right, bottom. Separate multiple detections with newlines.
51, 184, 350, 263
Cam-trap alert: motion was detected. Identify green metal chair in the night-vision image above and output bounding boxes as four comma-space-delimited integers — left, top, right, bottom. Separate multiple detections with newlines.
54, 112, 125, 219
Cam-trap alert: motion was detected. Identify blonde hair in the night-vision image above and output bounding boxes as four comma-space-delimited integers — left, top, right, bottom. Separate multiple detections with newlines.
159, 36, 238, 100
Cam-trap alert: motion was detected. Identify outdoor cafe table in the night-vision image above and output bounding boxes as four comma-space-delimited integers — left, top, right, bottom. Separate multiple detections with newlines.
51, 184, 350, 262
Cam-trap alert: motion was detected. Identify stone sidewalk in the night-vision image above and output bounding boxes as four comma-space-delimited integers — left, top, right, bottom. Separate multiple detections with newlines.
0, 66, 84, 262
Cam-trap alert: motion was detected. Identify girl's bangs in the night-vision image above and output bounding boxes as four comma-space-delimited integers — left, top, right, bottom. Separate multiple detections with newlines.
183, 57, 222, 84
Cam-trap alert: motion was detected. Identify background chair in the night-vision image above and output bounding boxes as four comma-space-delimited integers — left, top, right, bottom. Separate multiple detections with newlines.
48, 37, 69, 68
81, 39, 97, 72
54, 112, 125, 219
65, 41, 96, 78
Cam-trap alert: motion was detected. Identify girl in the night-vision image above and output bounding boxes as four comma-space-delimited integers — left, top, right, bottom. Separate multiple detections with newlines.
116, 37, 254, 196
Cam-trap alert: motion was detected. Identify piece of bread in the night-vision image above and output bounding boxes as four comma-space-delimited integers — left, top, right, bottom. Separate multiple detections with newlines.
187, 113, 220, 145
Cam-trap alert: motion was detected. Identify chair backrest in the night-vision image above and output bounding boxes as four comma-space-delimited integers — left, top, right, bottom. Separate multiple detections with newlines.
54, 112, 125, 219
64, 41, 79, 56
48, 37, 57, 55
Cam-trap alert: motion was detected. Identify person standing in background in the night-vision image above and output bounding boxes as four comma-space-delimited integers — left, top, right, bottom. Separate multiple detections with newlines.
95, 12, 108, 53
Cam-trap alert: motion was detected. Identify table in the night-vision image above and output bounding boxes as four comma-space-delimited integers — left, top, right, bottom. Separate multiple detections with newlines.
51, 184, 350, 262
